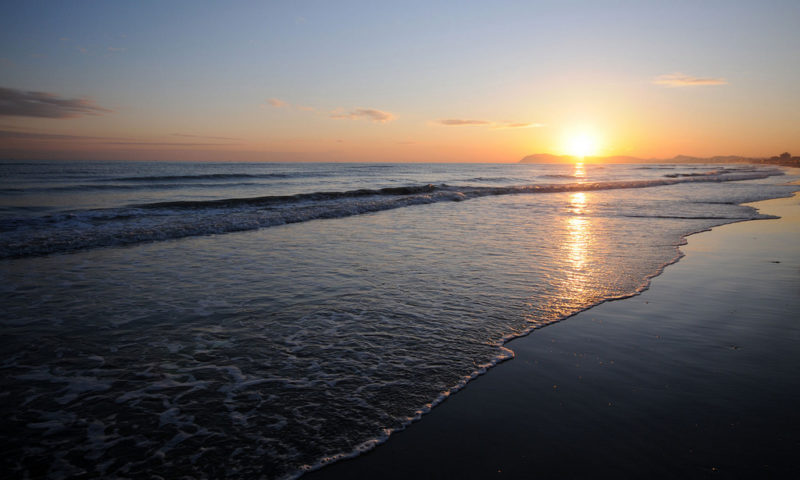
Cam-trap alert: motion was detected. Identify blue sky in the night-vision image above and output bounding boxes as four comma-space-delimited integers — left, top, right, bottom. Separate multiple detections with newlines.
1, 1, 799, 161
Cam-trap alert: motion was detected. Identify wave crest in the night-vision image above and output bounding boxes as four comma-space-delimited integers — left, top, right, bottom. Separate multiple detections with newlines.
0, 168, 783, 259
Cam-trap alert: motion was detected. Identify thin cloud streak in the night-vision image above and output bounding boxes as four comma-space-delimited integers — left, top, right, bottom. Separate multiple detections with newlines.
0, 130, 108, 141
0, 86, 112, 118
437, 119, 543, 128
330, 108, 394, 123
172, 133, 241, 141
492, 122, 545, 129
103, 141, 234, 146
0, 130, 233, 147
438, 119, 490, 126
653, 72, 728, 87
267, 98, 288, 108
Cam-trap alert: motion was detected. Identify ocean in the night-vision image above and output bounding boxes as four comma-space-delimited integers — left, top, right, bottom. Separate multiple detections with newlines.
1, 161, 797, 479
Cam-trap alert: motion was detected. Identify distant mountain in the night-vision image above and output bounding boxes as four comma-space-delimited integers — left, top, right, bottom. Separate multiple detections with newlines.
519, 153, 757, 164
518, 153, 570, 164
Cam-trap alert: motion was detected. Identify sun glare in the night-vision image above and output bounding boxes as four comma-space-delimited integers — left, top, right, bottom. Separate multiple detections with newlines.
564, 132, 600, 158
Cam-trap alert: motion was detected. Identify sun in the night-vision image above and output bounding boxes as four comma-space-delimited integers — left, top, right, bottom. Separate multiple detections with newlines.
564, 132, 600, 158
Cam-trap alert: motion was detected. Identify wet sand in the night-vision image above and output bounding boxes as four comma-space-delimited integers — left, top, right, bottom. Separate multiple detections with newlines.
310, 192, 800, 479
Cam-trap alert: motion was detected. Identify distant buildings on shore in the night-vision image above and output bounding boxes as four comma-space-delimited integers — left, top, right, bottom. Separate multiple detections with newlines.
758, 152, 800, 167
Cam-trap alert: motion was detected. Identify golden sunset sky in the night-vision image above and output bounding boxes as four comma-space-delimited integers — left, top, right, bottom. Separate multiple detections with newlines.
1, 1, 798, 162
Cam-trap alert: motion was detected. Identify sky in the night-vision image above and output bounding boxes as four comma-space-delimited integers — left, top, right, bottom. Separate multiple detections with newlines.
1, 0, 798, 163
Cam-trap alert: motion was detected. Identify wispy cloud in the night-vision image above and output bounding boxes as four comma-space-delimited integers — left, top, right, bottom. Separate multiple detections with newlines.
103, 141, 233, 146
0, 86, 112, 118
436, 119, 544, 129
0, 130, 233, 147
653, 72, 728, 87
0, 130, 104, 141
492, 122, 545, 129
330, 108, 394, 123
267, 98, 288, 108
266, 98, 389, 122
437, 119, 490, 126
265, 98, 315, 112
172, 133, 241, 141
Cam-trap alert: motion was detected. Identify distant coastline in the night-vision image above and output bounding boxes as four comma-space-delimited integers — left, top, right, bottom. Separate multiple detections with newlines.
520, 152, 800, 167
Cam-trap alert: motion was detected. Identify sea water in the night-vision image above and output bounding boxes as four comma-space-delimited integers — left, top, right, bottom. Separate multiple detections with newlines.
0, 161, 796, 478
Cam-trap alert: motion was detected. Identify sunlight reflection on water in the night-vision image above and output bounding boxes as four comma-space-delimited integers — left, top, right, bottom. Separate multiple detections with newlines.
574, 162, 586, 182
565, 191, 592, 296
2, 163, 795, 479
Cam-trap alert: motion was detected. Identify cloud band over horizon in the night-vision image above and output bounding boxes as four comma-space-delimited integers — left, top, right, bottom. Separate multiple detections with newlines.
437, 119, 543, 129
329, 108, 394, 123
653, 73, 728, 87
0, 86, 112, 118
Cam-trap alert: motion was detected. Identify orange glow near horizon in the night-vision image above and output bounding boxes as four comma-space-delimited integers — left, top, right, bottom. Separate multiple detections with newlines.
2, 3, 799, 162
1, 100, 795, 162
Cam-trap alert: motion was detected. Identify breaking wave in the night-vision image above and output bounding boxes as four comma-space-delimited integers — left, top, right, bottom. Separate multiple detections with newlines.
0, 167, 783, 259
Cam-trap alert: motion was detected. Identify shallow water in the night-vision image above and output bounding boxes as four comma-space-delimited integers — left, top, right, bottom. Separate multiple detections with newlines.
0, 162, 797, 478
310, 194, 800, 479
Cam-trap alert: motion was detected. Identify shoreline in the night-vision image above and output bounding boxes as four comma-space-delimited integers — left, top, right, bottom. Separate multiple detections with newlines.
309, 191, 800, 479
296, 184, 797, 478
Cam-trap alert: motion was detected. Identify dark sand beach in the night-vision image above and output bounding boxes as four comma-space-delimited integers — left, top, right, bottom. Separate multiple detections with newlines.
312, 192, 800, 479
